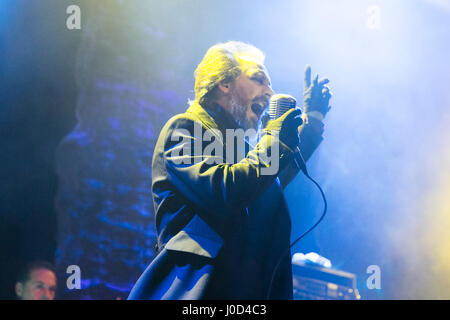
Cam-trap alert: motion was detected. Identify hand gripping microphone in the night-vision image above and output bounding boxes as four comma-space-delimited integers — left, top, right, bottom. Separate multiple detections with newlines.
268, 94, 308, 175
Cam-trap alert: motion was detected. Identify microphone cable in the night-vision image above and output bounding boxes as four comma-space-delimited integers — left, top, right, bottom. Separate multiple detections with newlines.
266, 168, 328, 299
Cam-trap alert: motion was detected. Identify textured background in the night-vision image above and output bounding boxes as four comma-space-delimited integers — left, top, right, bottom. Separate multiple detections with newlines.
1, 0, 449, 299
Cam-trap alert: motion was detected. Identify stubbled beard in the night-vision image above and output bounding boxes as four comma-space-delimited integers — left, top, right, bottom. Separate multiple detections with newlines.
229, 92, 253, 130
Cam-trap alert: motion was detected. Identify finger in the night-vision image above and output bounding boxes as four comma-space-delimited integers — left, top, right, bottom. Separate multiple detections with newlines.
322, 85, 333, 95
304, 65, 311, 88
322, 90, 332, 99
282, 108, 302, 121
313, 74, 319, 86
290, 109, 304, 127
294, 115, 303, 127
289, 108, 303, 118
318, 78, 329, 86
292, 119, 303, 130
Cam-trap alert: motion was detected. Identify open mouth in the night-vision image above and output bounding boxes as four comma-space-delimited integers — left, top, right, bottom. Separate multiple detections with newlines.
251, 103, 264, 119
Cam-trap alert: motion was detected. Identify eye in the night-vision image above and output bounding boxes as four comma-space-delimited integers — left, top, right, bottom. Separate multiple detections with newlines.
251, 76, 265, 84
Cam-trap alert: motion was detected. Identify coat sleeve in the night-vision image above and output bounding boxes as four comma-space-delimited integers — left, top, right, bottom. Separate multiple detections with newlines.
156, 115, 294, 220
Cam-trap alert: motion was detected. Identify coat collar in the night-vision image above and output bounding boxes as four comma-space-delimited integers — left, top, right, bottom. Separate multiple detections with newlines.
186, 101, 240, 133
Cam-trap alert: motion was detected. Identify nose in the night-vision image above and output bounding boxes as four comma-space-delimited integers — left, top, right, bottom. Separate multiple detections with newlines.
265, 85, 274, 97
42, 288, 53, 300
264, 86, 275, 100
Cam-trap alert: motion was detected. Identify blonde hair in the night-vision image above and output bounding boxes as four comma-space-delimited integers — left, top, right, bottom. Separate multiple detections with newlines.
193, 41, 265, 105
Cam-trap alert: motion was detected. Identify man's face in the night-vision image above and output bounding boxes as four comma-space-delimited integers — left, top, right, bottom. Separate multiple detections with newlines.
15, 268, 57, 300
228, 60, 274, 130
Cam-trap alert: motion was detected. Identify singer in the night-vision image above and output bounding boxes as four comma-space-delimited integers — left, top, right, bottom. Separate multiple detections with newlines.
128, 41, 332, 300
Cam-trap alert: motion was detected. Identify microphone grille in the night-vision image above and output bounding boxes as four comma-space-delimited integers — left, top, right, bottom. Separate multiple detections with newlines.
268, 94, 297, 120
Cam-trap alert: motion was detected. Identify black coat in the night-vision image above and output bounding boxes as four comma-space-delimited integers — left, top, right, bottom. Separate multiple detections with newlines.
128, 101, 323, 299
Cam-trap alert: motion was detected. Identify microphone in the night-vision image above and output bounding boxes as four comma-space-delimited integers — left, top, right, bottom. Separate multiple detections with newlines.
268, 94, 308, 175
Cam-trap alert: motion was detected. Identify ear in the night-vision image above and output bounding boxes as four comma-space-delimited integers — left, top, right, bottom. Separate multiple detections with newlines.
218, 80, 231, 94
15, 282, 23, 298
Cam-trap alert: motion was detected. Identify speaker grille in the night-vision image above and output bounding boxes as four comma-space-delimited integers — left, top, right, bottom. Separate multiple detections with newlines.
268, 94, 297, 120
